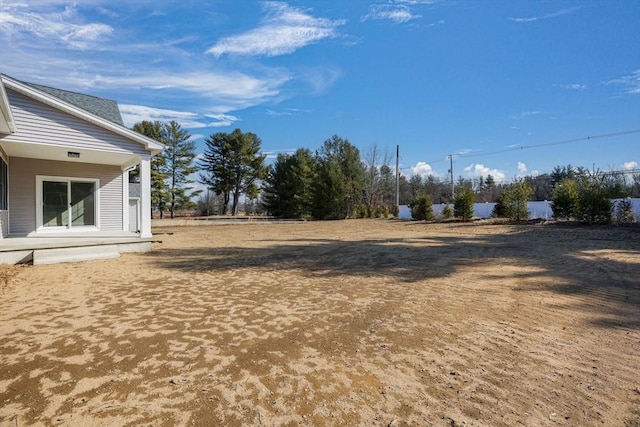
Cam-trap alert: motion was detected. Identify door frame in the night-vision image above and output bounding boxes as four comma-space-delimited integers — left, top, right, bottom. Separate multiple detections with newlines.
35, 175, 100, 233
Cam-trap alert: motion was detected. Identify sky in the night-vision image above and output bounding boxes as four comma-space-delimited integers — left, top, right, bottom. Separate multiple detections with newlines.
0, 0, 639, 184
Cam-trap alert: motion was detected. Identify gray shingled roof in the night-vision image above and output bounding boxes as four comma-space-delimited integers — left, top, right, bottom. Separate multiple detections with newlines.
21, 81, 125, 126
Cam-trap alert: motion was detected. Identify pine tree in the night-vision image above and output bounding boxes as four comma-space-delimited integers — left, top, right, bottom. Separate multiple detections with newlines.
262, 149, 317, 218
199, 129, 266, 215
161, 121, 200, 218
312, 136, 364, 219
454, 186, 475, 221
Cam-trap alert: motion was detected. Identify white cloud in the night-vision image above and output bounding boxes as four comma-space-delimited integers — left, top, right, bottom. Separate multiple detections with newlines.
362, 5, 419, 23
559, 83, 586, 90
412, 161, 438, 178
623, 161, 638, 171
513, 110, 547, 119
121, 106, 242, 129
207, 2, 345, 57
204, 113, 239, 127
266, 108, 311, 117
89, 71, 288, 102
517, 161, 528, 177
119, 104, 206, 129
262, 148, 297, 160
0, 3, 113, 49
607, 70, 640, 95
508, 7, 582, 23
464, 164, 506, 182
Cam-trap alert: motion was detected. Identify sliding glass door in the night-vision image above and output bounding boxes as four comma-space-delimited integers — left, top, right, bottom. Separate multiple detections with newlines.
38, 176, 98, 231
70, 181, 96, 227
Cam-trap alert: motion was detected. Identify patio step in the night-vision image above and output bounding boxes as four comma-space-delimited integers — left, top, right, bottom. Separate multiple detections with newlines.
33, 244, 121, 265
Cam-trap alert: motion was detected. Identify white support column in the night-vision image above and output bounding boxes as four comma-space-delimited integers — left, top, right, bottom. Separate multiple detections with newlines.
139, 155, 152, 238
123, 168, 130, 232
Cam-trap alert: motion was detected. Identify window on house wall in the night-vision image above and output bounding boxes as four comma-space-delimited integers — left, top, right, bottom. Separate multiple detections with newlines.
0, 158, 7, 211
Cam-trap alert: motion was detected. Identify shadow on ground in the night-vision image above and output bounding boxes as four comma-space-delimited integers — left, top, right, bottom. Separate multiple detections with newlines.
149, 222, 640, 329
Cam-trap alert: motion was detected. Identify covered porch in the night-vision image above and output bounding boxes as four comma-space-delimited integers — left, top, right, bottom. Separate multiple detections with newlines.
0, 74, 163, 265
0, 231, 156, 265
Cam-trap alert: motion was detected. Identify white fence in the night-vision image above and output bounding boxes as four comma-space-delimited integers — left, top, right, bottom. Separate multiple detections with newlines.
399, 198, 640, 221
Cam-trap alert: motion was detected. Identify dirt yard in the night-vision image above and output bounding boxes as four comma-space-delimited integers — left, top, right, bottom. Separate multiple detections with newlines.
0, 219, 639, 426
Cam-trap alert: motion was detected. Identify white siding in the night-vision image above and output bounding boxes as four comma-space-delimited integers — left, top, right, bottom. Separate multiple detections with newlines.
4, 90, 147, 156
9, 157, 123, 235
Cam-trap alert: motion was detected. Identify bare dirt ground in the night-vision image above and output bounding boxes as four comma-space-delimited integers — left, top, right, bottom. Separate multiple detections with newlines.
1, 219, 639, 427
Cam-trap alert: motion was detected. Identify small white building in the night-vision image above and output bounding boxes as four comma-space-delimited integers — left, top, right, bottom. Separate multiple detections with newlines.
0, 74, 163, 264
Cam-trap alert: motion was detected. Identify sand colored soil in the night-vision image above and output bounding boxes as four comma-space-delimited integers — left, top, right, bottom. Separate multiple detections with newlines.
1, 219, 639, 426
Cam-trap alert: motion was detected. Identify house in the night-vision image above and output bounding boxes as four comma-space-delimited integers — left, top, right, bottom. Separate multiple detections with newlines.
0, 74, 164, 264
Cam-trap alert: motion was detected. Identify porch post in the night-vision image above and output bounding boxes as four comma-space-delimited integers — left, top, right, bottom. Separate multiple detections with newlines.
139, 155, 152, 238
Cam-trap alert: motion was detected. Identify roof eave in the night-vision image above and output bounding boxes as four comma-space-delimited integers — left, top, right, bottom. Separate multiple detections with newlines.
0, 75, 18, 135
1, 74, 163, 155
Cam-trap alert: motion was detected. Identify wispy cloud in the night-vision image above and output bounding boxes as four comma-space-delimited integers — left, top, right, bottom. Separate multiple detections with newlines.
91, 71, 289, 102
362, 4, 420, 24
606, 70, 640, 95
511, 110, 549, 120
362, 0, 441, 24
119, 102, 241, 129
266, 108, 311, 117
204, 113, 239, 127
119, 104, 205, 129
508, 7, 582, 23
559, 83, 586, 91
0, 3, 113, 49
453, 148, 476, 157
207, 2, 345, 57
262, 148, 297, 159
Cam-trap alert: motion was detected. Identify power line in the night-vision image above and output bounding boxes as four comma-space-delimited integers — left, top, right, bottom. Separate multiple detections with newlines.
457, 129, 640, 160
419, 128, 640, 166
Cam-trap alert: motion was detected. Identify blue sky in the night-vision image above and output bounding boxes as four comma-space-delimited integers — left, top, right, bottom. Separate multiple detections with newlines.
1, 0, 638, 183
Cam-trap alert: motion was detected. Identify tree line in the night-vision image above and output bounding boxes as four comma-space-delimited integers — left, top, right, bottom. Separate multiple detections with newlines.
132, 120, 639, 223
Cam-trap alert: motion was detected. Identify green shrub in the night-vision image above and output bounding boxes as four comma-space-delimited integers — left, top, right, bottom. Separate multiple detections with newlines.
454, 187, 475, 221
551, 179, 579, 220
410, 195, 434, 221
577, 177, 612, 224
498, 180, 532, 221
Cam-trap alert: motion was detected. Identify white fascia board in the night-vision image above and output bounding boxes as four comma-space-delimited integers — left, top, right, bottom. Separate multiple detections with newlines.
0, 75, 18, 134
1, 75, 163, 155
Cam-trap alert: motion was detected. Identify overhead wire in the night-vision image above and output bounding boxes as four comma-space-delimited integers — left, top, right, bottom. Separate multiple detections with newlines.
403, 128, 640, 171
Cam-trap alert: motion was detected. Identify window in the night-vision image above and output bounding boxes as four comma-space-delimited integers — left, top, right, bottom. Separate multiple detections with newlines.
36, 176, 99, 231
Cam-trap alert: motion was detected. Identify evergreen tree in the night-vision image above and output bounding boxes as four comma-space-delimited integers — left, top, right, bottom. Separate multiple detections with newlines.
410, 194, 434, 221
312, 135, 364, 219
161, 121, 200, 218
262, 149, 317, 218
497, 180, 532, 220
576, 174, 612, 224
454, 186, 475, 221
551, 179, 579, 220
199, 129, 266, 215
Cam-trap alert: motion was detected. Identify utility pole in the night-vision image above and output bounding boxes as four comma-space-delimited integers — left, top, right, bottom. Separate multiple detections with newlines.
395, 144, 400, 208
449, 154, 454, 201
